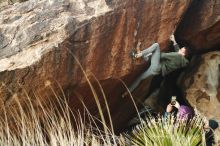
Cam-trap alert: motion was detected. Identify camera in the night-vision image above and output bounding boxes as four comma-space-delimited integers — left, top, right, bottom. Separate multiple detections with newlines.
171, 96, 176, 105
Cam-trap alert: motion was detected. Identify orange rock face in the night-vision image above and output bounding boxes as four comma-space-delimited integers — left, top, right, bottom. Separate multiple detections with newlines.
0, 0, 192, 131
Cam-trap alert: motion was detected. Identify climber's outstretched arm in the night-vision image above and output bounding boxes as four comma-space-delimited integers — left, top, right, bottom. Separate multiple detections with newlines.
170, 34, 180, 51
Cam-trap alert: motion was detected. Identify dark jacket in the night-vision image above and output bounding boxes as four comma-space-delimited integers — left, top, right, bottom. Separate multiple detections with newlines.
205, 130, 215, 146
160, 44, 189, 76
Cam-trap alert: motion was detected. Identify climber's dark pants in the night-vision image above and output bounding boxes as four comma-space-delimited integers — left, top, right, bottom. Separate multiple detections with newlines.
128, 43, 161, 92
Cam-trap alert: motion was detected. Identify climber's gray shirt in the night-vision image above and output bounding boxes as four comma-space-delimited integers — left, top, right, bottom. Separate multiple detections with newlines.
160, 44, 189, 76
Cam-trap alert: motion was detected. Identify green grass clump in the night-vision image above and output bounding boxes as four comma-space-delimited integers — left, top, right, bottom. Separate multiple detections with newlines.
125, 114, 205, 146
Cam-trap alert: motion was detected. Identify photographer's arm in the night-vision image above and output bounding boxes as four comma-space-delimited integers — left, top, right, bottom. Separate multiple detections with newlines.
164, 104, 173, 118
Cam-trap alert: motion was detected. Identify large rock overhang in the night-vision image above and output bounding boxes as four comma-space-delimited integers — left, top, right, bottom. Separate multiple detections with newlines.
0, 0, 192, 131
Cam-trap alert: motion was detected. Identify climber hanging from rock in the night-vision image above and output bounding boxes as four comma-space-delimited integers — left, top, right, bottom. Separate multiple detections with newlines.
122, 34, 191, 98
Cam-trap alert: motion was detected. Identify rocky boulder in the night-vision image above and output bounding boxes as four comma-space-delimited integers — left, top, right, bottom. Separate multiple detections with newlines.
175, 0, 220, 134
179, 51, 220, 134
176, 0, 220, 52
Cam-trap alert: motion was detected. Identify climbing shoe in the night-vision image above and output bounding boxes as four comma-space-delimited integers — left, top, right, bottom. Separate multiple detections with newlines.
129, 50, 137, 59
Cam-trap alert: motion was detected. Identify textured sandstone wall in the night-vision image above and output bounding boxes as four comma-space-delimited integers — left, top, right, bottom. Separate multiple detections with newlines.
0, 0, 28, 10
0, 0, 192, 131
179, 51, 220, 134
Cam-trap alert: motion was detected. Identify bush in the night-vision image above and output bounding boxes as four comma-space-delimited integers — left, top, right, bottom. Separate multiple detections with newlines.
125, 114, 205, 146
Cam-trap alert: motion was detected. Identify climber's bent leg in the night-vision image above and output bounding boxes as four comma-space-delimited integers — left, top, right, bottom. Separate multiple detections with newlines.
128, 44, 161, 92
128, 66, 161, 92
135, 43, 160, 59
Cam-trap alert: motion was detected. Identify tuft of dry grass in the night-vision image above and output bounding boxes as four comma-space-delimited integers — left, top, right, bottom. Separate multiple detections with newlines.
0, 83, 212, 146
0, 83, 122, 146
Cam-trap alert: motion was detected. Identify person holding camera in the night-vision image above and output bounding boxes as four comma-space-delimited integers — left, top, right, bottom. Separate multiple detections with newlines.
165, 96, 194, 120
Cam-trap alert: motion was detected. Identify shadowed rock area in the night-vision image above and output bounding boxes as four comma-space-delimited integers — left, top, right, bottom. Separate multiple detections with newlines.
176, 0, 220, 52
